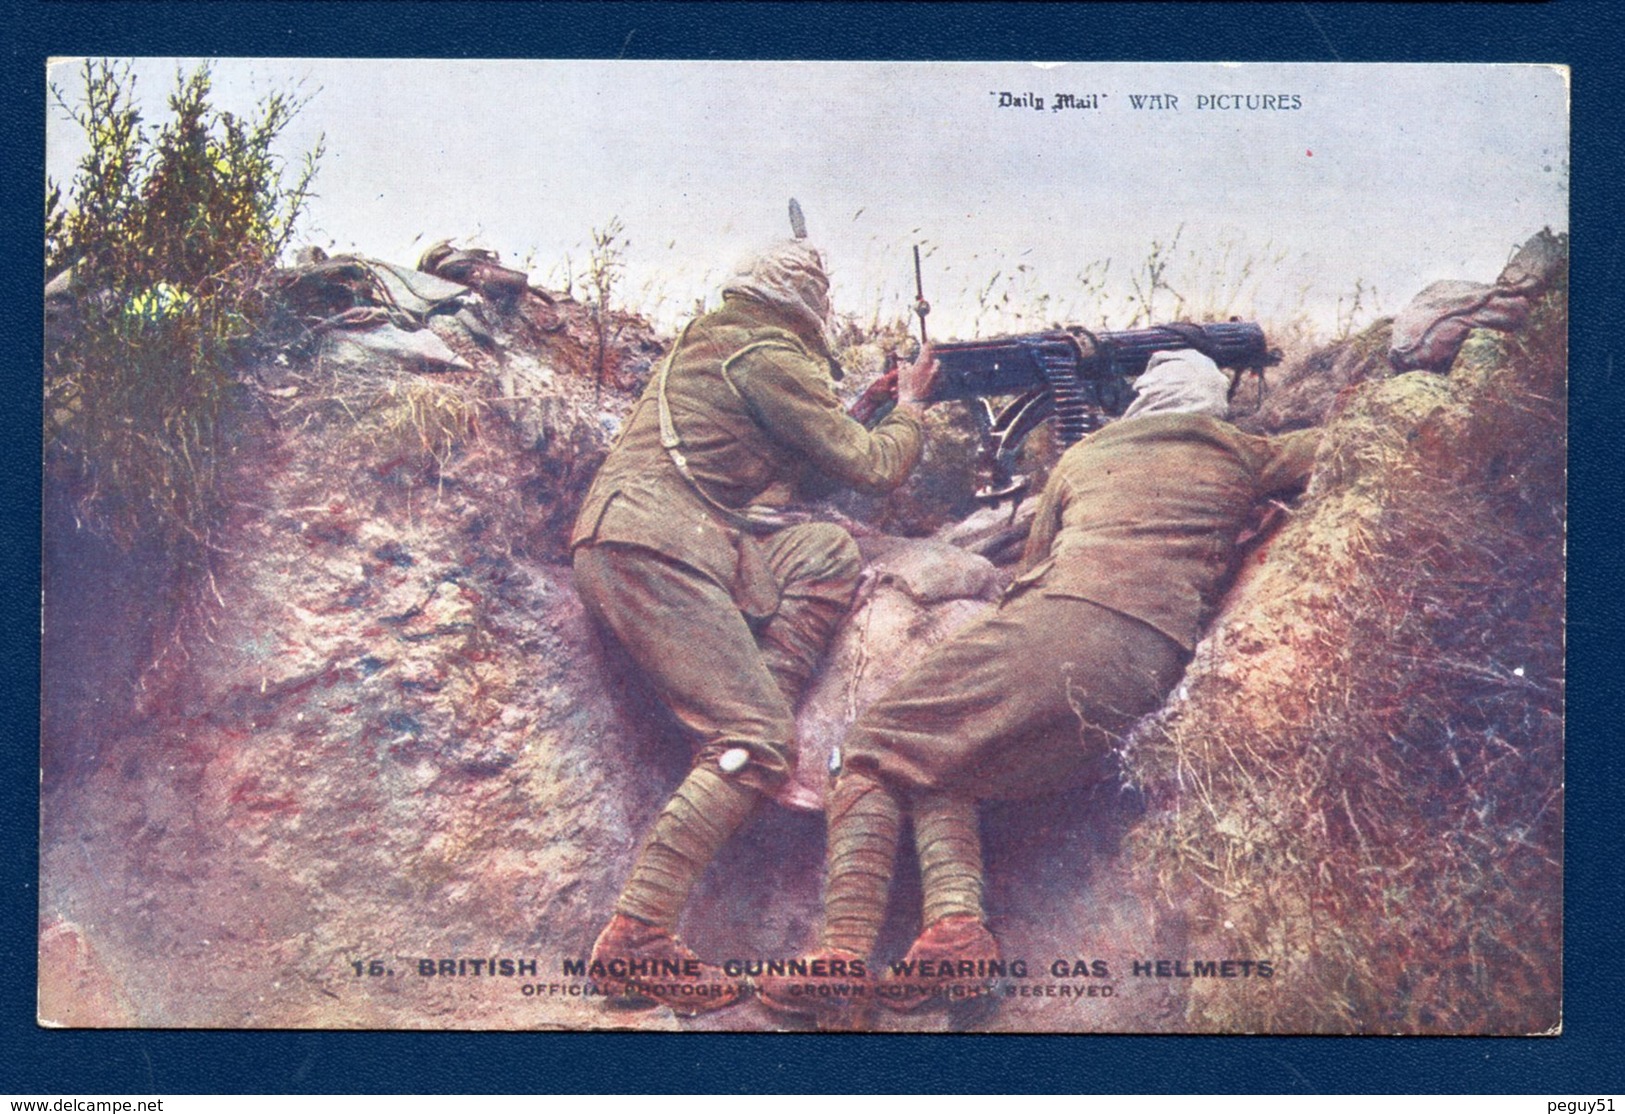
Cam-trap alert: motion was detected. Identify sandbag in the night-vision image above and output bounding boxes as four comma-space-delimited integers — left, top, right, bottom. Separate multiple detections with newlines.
367, 260, 470, 317
1390, 229, 1564, 373
1389, 281, 1530, 372
1496, 227, 1566, 295
781, 538, 1000, 811
318, 318, 472, 372
419, 240, 532, 302
278, 250, 470, 322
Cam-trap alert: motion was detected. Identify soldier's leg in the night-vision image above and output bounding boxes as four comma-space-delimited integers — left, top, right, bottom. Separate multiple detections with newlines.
756, 768, 899, 1024
839, 590, 1083, 799
820, 771, 904, 957
784, 596, 1065, 976
880, 790, 999, 1014
914, 792, 984, 928
575, 544, 797, 1012
843, 592, 1185, 799
838, 593, 1182, 1011
760, 782, 988, 1026
613, 763, 757, 929
575, 542, 796, 795
759, 590, 1081, 1021
753, 522, 863, 704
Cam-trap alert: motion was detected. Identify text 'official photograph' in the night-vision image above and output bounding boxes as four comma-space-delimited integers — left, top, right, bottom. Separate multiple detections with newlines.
41, 60, 1566, 1033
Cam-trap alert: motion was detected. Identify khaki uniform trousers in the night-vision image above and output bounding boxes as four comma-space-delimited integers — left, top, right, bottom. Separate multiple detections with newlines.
842, 589, 1189, 800
572, 521, 861, 795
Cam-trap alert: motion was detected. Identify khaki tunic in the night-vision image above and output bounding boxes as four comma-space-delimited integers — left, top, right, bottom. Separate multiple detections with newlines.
844, 413, 1319, 798
572, 295, 924, 792
572, 296, 922, 592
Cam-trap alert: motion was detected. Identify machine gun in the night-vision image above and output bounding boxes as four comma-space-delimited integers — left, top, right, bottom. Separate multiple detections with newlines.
852, 319, 1280, 500
939, 320, 1279, 499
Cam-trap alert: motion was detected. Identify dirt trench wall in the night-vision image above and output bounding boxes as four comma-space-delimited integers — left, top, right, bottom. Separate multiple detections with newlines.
42, 389, 631, 1026
37, 329, 1168, 1031
41, 262, 1564, 1033
1118, 283, 1565, 1033
38, 296, 726, 1028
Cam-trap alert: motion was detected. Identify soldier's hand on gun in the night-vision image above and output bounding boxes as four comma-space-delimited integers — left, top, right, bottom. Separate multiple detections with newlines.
846, 356, 900, 427
896, 343, 940, 412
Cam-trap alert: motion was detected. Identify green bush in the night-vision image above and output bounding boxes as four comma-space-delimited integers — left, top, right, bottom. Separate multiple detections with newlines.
46, 60, 322, 609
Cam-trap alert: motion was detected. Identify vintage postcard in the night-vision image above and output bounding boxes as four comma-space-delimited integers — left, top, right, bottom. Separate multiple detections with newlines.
41, 59, 1566, 1033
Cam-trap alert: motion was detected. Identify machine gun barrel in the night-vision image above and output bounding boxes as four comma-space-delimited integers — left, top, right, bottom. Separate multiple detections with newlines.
928, 320, 1276, 406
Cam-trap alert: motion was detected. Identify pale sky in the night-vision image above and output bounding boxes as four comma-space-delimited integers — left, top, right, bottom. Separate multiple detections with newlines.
46, 59, 1568, 338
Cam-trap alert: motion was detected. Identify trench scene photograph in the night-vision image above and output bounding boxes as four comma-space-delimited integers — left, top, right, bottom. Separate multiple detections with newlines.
40, 60, 1567, 1033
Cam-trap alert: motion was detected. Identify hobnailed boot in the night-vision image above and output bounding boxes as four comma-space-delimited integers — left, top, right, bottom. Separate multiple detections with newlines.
588, 912, 744, 1017
879, 914, 1002, 1014
754, 948, 874, 1031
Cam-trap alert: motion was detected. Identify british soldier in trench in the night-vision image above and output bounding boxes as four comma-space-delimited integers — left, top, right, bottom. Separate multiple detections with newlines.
570, 230, 940, 1014
753, 347, 1320, 1027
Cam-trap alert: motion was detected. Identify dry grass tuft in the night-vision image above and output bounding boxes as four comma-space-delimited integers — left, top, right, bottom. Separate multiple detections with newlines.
269, 361, 485, 472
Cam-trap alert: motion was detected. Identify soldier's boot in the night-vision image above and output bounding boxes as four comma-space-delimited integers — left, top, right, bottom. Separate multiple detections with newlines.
755, 771, 900, 1029
593, 762, 759, 1016
588, 913, 743, 1017
878, 915, 1002, 1017
880, 793, 1000, 1016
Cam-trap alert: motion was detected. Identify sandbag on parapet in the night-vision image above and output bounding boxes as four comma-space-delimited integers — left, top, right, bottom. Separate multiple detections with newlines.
279, 246, 471, 320
278, 248, 477, 372
1389, 282, 1530, 373
1389, 228, 1565, 373
781, 537, 1002, 812
366, 258, 471, 317
312, 307, 474, 372
419, 240, 534, 303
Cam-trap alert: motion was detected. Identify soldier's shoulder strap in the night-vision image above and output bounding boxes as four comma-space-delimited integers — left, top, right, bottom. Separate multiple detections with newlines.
719, 332, 815, 391
655, 321, 809, 534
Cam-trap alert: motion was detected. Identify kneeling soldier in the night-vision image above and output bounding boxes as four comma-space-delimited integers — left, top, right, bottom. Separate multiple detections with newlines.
757, 348, 1319, 1026
571, 236, 939, 1014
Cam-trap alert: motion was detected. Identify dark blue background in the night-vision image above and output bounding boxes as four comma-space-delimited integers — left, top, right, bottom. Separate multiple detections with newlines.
9, 1, 1621, 1095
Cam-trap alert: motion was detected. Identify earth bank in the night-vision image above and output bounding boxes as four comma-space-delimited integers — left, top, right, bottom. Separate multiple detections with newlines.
40, 239, 1565, 1033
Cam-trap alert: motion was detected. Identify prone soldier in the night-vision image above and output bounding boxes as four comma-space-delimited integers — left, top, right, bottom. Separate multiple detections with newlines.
571, 234, 940, 1014
755, 344, 1320, 1026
